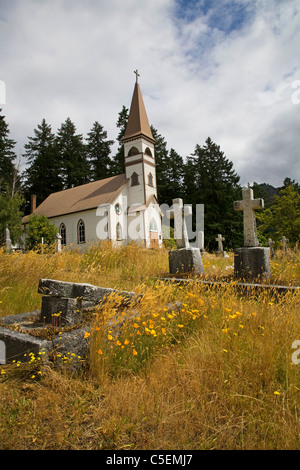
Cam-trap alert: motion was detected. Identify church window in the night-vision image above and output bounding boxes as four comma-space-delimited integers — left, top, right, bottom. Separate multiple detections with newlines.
116, 222, 122, 240
59, 223, 66, 246
148, 173, 154, 187
128, 146, 139, 157
115, 203, 122, 215
77, 219, 85, 244
145, 147, 152, 157
150, 218, 158, 232
131, 172, 139, 186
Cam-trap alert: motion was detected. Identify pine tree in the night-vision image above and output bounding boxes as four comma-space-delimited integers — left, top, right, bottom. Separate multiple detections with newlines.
86, 121, 114, 181
0, 109, 17, 192
150, 126, 169, 204
56, 117, 90, 188
256, 184, 300, 245
109, 106, 128, 175
22, 119, 62, 209
184, 137, 242, 250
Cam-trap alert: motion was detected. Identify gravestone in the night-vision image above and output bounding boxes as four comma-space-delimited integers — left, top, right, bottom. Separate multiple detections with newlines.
268, 238, 275, 258
5, 226, 12, 251
55, 233, 62, 252
167, 198, 204, 274
234, 188, 270, 279
281, 236, 289, 252
215, 233, 228, 257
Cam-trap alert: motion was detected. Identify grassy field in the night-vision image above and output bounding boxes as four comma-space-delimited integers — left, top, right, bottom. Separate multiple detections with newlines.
0, 242, 299, 450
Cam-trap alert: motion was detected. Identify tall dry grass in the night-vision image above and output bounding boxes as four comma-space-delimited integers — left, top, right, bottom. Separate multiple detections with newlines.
0, 243, 299, 450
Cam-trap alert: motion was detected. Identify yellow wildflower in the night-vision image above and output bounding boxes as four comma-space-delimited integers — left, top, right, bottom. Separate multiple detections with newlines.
84, 331, 90, 338
132, 349, 138, 356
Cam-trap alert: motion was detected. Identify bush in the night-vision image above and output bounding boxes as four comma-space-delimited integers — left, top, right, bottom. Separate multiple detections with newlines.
25, 214, 57, 251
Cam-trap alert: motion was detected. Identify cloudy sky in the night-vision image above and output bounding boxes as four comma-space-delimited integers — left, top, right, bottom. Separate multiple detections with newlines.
0, 0, 299, 188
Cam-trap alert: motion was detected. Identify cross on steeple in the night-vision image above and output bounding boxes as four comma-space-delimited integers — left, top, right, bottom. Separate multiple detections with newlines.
134, 69, 140, 83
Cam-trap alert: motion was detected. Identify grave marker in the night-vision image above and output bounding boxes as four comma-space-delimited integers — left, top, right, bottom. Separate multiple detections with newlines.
234, 188, 270, 279
167, 198, 204, 274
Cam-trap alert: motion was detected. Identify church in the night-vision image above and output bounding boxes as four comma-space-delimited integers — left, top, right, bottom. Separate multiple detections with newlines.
22, 74, 163, 249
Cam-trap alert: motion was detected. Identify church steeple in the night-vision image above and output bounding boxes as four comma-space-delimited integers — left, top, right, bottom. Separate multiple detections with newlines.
123, 72, 157, 207
122, 74, 155, 144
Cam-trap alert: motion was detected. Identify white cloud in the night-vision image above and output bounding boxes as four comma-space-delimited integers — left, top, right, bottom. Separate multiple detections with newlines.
0, 0, 299, 188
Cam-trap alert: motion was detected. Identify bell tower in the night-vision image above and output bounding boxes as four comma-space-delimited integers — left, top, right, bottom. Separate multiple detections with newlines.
122, 71, 157, 208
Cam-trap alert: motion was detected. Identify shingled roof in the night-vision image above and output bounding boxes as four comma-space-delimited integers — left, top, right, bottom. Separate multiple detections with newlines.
22, 174, 128, 222
122, 82, 155, 143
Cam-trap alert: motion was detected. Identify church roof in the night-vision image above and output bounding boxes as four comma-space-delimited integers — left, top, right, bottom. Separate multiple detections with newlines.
122, 81, 155, 143
22, 174, 128, 222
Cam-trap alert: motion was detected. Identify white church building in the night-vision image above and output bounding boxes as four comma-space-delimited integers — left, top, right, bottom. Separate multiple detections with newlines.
22, 75, 163, 249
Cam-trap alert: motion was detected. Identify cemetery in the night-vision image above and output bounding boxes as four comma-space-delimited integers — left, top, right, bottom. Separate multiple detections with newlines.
0, 7, 299, 449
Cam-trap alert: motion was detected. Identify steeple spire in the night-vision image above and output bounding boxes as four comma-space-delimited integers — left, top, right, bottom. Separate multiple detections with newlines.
122, 73, 155, 143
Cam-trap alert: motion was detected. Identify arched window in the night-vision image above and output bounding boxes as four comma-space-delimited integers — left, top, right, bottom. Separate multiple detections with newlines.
77, 219, 85, 244
131, 172, 139, 186
145, 147, 152, 157
128, 146, 139, 157
116, 222, 122, 240
59, 223, 66, 246
150, 218, 158, 232
148, 173, 153, 187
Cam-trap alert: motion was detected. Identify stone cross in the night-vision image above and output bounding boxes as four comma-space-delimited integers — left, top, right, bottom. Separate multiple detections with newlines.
234, 188, 264, 247
215, 233, 225, 252
134, 69, 140, 83
268, 238, 275, 257
5, 225, 12, 251
281, 236, 289, 251
166, 198, 192, 249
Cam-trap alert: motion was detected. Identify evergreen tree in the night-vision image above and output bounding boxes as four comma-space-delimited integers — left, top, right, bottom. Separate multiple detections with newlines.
56, 117, 90, 188
86, 121, 114, 181
165, 148, 185, 203
22, 119, 62, 210
150, 126, 169, 204
256, 184, 300, 245
0, 186, 24, 245
109, 106, 128, 175
184, 137, 242, 250
0, 109, 17, 191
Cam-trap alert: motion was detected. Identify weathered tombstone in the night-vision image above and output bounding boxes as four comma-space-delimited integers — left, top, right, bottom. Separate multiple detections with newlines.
167, 198, 204, 274
268, 238, 275, 258
55, 233, 62, 252
281, 236, 289, 252
5, 225, 12, 251
234, 188, 270, 279
215, 233, 228, 257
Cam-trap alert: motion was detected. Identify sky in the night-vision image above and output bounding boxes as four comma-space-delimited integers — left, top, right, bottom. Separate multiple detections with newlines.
0, 0, 299, 188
